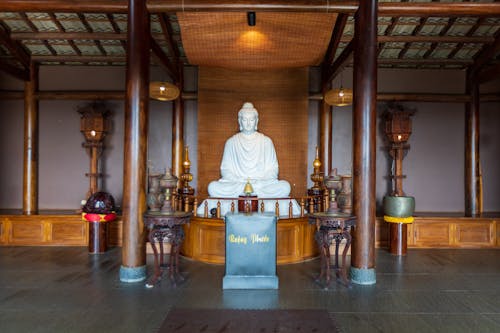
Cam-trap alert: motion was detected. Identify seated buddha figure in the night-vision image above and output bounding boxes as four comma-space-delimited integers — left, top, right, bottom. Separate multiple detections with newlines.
208, 102, 291, 198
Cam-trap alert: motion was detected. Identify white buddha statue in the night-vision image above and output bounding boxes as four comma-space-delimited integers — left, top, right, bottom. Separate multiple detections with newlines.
198, 102, 300, 216
208, 102, 291, 198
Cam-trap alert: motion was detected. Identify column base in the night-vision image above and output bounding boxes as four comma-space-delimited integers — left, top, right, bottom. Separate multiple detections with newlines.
119, 265, 146, 283
350, 267, 376, 285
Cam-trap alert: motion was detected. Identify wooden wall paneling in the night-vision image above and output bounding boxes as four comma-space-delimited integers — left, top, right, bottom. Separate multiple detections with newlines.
197, 67, 308, 199
276, 219, 300, 263
375, 217, 389, 248
302, 223, 319, 258
455, 221, 495, 247
413, 220, 452, 247
49, 219, 87, 245
407, 223, 415, 246
8, 218, 45, 244
0, 217, 7, 244
195, 218, 226, 263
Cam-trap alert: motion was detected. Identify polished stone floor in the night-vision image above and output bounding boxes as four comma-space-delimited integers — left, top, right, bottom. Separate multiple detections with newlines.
0, 246, 499, 333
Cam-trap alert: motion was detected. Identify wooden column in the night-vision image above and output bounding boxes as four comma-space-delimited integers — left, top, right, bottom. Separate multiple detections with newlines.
351, 0, 377, 285
172, 68, 184, 180
319, 84, 332, 176
120, 0, 149, 283
465, 70, 480, 217
23, 62, 38, 215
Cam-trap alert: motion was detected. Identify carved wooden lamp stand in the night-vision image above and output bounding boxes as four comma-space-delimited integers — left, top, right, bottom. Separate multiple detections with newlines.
382, 104, 415, 256
78, 102, 111, 199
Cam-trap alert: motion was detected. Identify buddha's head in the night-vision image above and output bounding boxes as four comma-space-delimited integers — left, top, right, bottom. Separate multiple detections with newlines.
238, 102, 259, 135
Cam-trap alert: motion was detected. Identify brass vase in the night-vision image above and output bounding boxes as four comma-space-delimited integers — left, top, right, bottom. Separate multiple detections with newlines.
337, 175, 352, 214
147, 174, 164, 211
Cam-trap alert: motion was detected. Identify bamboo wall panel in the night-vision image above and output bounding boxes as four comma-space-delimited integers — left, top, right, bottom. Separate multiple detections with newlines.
197, 67, 308, 199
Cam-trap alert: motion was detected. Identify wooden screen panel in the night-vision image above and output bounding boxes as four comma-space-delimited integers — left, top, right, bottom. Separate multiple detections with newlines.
197, 67, 308, 199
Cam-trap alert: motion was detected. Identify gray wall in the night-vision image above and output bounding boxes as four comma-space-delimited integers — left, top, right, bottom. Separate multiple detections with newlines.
0, 66, 499, 213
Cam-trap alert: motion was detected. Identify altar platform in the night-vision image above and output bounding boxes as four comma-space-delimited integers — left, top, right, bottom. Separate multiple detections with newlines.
0, 211, 499, 260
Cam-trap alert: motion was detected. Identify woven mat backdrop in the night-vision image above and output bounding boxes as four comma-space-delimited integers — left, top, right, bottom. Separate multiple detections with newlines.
197, 67, 308, 199
177, 12, 337, 70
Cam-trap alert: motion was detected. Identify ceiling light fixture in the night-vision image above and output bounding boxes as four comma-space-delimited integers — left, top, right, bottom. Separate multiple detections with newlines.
247, 12, 256, 26
324, 72, 353, 106
149, 81, 180, 101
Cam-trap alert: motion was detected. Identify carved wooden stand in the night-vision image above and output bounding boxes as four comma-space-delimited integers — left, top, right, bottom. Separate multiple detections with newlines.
143, 211, 191, 288
309, 212, 356, 288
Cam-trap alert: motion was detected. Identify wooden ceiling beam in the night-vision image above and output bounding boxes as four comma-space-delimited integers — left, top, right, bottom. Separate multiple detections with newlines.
18, 13, 58, 56
422, 18, 456, 59
0, 60, 30, 81
379, 3, 500, 17
77, 13, 108, 59
448, 18, 484, 60
1, 90, 499, 103
47, 13, 82, 56
107, 14, 127, 51
323, 39, 354, 86
399, 17, 426, 59
379, 58, 473, 66
158, 13, 179, 68
360, 35, 493, 44
476, 63, 500, 85
31, 55, 124, 62
0, 24, 31, 69
0, 1, 129, 13
322, 13, 349, 68
10, 32, 495, 45
0, 1, 499, 16
150, 39, 179, 81
470, 32, 500, 76
11, 32, 128, 41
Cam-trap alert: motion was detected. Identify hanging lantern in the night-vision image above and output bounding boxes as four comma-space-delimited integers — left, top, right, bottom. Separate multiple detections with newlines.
324, 87, 353, 106
149, 81, 180, 101
78, 102, 111, 143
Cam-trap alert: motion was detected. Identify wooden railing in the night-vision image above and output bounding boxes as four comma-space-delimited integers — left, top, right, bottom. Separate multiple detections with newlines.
172, 190, 331, 219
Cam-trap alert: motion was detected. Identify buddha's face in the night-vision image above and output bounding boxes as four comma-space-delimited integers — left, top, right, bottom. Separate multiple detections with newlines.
239, 112, 258, 135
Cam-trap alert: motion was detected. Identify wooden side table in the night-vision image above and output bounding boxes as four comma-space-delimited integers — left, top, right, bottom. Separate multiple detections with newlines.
143, 211, 191, 288
308, 212, 356, 288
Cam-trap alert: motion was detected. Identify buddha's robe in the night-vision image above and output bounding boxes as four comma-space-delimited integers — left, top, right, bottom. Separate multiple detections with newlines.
208, 131, 290, 198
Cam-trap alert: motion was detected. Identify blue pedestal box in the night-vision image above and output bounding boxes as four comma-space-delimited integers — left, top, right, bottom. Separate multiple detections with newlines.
223, 212, 279, 289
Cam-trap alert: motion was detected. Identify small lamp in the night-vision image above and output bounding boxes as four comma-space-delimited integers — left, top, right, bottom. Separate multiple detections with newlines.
149, 81, 180, 101
324, 86, 353, 106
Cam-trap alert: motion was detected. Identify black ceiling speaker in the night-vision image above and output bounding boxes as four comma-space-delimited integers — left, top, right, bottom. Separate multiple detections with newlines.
247, 12, 256, 26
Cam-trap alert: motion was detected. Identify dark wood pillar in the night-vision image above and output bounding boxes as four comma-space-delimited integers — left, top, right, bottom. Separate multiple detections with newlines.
23, 61, 38, 215
120, 0, 150, 283
465, 70, 480, 217
172, 68, 184, 180
351, 0, 377, 285
319, 84, 332, 176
